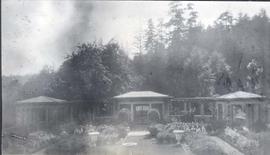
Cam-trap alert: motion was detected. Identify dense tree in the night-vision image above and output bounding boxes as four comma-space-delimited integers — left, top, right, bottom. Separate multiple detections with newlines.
3, 3, 270, 112
21, 65, 56, 98
52, 41, 130, 102
131, 3, 270, 97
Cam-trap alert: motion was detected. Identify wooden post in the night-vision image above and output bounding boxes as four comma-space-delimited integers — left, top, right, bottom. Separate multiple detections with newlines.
70, 106, 73, 122
200, 104, 204, 115
46, 107, 49, 128
131, 104, 134, 122
231, 105, 234, 123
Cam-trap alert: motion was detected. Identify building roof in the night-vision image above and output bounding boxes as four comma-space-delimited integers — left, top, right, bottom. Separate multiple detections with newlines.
113, 91, 170, 99
217, 91, 263, 99
16, 96, 67, 104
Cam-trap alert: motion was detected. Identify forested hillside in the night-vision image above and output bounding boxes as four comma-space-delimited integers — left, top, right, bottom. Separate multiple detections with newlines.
3, 2, 270, 126
132, 2, 270, 97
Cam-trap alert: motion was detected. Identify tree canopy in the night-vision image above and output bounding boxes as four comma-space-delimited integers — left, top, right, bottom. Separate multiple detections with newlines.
3, 3, 270, 106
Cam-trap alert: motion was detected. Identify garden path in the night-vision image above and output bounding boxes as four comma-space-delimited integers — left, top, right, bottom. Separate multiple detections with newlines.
115, 130, 188, 155
30, 130, 188, 155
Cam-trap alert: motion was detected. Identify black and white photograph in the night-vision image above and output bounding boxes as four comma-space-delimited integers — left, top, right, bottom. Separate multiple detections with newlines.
2, 1, 270, 155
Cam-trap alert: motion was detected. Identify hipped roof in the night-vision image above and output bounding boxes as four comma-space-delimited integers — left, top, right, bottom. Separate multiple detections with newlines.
16, 96, 67, 104
217, 91, 264, 99
113, 91, 170, 99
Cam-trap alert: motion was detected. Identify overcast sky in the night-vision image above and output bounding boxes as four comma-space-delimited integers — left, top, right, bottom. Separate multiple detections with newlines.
2, 1, 270, 76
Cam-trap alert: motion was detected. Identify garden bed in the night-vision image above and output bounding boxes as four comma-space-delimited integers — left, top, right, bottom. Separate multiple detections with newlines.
2, 123, 130, 154
147, 122, 207, 144
2, 131, 60, 154
218, 127, 259, 155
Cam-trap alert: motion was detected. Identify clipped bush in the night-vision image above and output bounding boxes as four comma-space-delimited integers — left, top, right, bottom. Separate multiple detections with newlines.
164, 122, 178, 132
208, 120, 227, 135
258, 132, 270, 155
116, 124, 129, 139
231, 120, 244, 130
57, 122, 78, 135
118, 108, 131, 123
45, 135, 88, 155
96, 125, 120, 145
253, 120, 267, 132
147, 109, 161, 123
148, 123, 165, 137
156, 131, 176, 144
190, 136, 226, 155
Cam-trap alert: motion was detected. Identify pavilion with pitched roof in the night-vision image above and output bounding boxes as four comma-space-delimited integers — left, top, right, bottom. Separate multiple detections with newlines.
215, 91, 268, 128
15, 96, 72, 130
113, 91, 172, 123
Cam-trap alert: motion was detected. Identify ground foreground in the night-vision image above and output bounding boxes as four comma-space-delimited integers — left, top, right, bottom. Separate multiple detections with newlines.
31, 131, 186, 155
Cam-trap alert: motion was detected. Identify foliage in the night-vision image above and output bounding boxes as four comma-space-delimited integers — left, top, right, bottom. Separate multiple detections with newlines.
131, 5, 270, 97
117, 108, 131, 123
147, 109, 161, 123
115, 124, 129, 139
148, 122, 207, 145
156, 130, 176, 144
207, 120, 227, 135
2, 3, 270, 131
3, 130, 59, 154
252, 120, 268, 132
222, 127, 259, 154
57, 122, 79, 135
52, 41, 130, 102
258, 132, 270, 155
96, 125, 121, 145
45, 135, 89, 155
147, 123, 165, 138
190, 136, 227, 155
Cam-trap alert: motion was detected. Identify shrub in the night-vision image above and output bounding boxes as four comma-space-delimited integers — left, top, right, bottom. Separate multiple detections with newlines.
164, 122, 178, 132
156, 131, 176, 144
118, 108, 131, 123
96, 125, 120, 145
147, 109, 161, 123
208, 120, 227, 135
147, 123, 164, 138
253, 120, 267, 132
182, 112, 195, 122
223, 127, 259, 154
258, 132, 270, 155
231, 120, 244, 130
57, 122, 78, 135
45, 135, 88, 155
190, 136, 226, 155
116, 124, 129, 139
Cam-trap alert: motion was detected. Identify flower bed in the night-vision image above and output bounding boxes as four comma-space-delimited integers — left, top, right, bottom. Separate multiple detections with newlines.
147, 122, 207, 144
220, 127, 259, 155
3, 123, 130, 154
45, 124, 130, 155
190, 136, 227, 155
3, 131, 59, 154
45, 134, 89, 155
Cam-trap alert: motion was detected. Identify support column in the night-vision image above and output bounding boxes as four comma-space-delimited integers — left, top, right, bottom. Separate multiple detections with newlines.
70, 106, 73, 121
46, 107, 49, 127
231, 105, 234, 122
46, 108, 49, 121
200, 104, 204, 115
131, 104, 134, 122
